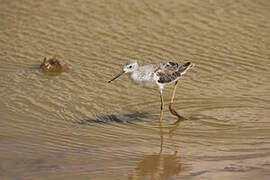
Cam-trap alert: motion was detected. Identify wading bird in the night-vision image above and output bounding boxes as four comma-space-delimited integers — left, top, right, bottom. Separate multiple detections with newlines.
108, 60, 193, 121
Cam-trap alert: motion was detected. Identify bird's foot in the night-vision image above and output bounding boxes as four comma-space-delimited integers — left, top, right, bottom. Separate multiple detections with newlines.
169, 103, 187, 120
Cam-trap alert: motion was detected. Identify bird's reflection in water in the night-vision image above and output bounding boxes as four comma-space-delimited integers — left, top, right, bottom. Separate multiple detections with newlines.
129, 119, 189, 180
130, 153, 185, 180
78, 112, 148, 124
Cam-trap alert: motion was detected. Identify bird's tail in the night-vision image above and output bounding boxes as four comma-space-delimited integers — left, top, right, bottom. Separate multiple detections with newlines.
178, 62, 194, 75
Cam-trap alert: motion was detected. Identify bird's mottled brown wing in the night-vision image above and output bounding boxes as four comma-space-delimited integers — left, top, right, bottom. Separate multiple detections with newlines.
156, 62, 181, 83
156, 62, 192, 84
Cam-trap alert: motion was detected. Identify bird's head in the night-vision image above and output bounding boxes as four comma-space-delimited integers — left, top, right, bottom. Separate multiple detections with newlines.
123, 60, 138, 73
108, 60, 138, 83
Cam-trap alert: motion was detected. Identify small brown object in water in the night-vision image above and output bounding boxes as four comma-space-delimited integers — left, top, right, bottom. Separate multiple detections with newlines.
40, 57, 69, 73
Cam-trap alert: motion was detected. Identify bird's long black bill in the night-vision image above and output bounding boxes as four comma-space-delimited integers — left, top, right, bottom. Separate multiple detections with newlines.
108, 71, 125, 83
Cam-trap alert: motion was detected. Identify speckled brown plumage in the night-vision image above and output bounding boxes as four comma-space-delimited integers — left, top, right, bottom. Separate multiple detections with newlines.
156, 62, 192, 84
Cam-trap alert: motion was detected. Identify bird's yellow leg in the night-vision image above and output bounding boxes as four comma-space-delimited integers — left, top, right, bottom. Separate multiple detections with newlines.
169, 81, 186, 120
159, 92, 164, 122
170, 81, 178, 105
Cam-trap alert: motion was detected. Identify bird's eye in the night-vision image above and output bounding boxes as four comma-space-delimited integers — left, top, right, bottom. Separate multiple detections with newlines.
129, 65, 132, 68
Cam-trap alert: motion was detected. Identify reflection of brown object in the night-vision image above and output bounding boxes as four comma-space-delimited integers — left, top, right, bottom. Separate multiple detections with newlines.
40, 57, 69, 72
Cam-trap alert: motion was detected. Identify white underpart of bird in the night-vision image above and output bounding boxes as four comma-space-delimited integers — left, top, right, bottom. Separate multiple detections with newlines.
129, 64, 160, 87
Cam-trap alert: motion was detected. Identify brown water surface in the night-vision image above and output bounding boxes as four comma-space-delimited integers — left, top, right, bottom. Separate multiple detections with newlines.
0, 0, 270, 179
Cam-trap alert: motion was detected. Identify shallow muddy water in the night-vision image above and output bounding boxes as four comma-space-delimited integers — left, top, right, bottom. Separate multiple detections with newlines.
0, 0, 270, 179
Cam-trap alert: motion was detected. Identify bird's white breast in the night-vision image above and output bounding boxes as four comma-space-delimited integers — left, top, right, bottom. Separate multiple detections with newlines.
129, 66, 159, 85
